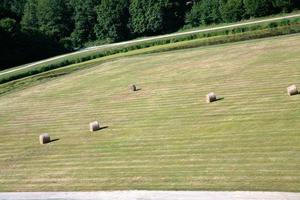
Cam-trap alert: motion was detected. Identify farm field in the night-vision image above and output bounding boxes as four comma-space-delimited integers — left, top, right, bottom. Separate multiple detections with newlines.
0, 34, 300, 192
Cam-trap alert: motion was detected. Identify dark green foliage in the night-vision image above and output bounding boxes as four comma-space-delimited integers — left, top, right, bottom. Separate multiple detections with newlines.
129, 0, 186, 35
0, 18, 21, 69
22, 0, 73, 41
0, 0, 27, 20
186, 0, 300, 27
272, 0, 295, 12
21, 0, 39, 29
0, 17, 66, 70
0, 0, 72, 70
186, 0, 221, 27
70, 0, 100, 46
160, 0, 187, 32
94, 0, 130, 42
220, 0, 245, 22
36, 0, 72, 41
244, 0, 273, 17
129, 0, 164, 35
0, 18, 18, 34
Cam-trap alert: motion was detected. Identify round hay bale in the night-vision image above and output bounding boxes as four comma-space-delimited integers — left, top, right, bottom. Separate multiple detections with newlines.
206, 92, 217, 103
39, 133, 50, 144
287, 85, 298, 96
131, 84, 137, 92
90, 121, 100, 132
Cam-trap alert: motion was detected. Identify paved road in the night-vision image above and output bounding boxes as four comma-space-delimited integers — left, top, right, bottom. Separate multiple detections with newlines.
1, 13, 300, 77
0, 191, 300, 200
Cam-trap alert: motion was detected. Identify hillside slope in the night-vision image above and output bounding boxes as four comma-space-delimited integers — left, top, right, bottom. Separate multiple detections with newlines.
0, 34, 299, 192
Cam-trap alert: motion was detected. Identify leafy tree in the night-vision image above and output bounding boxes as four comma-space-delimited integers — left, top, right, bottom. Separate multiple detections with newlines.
272, 0, 295, 12
244, 0, 273, 17
0, 17, 67, 69
36, 0, 72, 41
129, 0, 185, 36
0, 18, 18, 36
186, 0, 221, 26
220, 0, 245, 22
70, 0, 100, 46
94, 0, 130, 42
0, 18, 18, 69
160, 0, 187, 32
0, 0, 27, 20
21, 0, 39, 29
129, 0, 164, 35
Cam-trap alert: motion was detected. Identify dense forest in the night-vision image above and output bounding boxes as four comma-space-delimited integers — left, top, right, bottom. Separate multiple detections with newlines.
1, 0, 299, 69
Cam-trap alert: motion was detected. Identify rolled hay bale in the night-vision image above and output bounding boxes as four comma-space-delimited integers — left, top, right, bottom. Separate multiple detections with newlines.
287, 85, 298, 96
90, 121, 100, 132
206, 92, 217, 103
39, 133, 50, 144
131, 84, 137, 92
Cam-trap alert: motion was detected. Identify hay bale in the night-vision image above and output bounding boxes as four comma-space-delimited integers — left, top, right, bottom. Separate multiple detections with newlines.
131, 84, 137, 92
39, 133, 50, 144
287, 85, 298, 96
206, 92, 217, 103
90, 121, 100, 132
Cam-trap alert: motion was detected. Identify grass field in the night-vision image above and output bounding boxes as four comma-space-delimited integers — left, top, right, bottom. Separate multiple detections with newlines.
0, 34, 300, 192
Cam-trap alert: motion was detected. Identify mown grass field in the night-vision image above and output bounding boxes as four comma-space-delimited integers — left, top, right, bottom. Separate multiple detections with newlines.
0, 34, 300, 192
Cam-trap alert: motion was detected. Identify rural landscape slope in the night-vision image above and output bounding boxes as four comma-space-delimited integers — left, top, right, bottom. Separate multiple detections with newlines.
1, 13, 300, 78
0, 34, 299, 192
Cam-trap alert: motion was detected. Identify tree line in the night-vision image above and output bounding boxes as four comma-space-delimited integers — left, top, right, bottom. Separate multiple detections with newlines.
1, 0, 299, 69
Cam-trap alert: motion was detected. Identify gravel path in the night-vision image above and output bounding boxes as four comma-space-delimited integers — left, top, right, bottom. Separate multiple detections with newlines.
1, 191, 300, 200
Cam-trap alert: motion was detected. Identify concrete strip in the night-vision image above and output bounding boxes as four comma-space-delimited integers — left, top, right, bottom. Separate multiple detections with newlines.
0, 191, 300, 200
